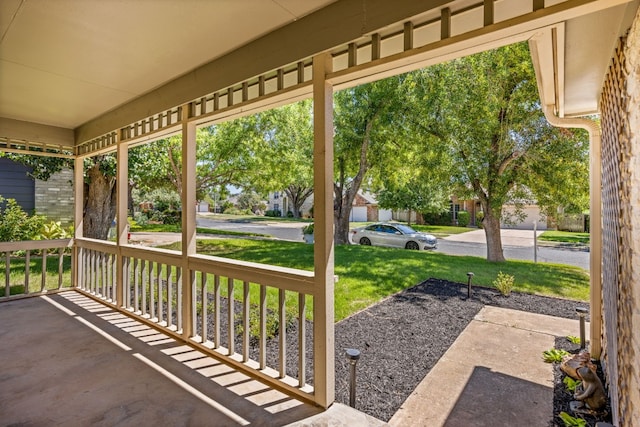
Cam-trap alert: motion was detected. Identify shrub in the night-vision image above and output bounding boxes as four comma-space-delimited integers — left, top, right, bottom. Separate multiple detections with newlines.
38, 221, 70, 240
542, 348, 570, 363
160, 209, 181, 225
223, 207, 251, 215
133, 212, 149, 226
302, 223, 314, 235
493, 271, 514, 296
265, 209, 281, 217
457, 211, 470, 227
422, 211, 451, 225
286, 211, 294, 218
0, 197, 45, 242
476, 211, 485, 228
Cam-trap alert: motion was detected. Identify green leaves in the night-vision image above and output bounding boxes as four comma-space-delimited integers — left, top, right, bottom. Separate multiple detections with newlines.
542, 348, 570, 363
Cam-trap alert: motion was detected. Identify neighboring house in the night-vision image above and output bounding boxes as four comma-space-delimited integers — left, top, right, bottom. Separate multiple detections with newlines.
266, 190, 392, 222
0, 158, 74, 225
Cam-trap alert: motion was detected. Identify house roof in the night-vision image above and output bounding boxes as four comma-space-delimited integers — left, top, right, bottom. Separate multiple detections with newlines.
1, 0, 638, 154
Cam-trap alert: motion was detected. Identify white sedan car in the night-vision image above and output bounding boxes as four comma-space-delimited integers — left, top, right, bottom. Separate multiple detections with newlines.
350, 223, 437, 250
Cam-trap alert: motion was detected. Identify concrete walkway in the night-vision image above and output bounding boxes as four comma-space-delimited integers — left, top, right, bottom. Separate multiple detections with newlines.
443, 228, 544, 247
390, 307, 584, 427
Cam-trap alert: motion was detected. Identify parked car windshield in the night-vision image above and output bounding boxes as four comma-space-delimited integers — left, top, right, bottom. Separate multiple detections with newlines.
396, 224, 418, 234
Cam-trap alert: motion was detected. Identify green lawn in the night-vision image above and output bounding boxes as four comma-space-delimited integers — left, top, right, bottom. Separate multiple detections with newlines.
129, 222, 268, 237
0, 255, 73, 296
168, 238, 589, 321
539, 230, 590, 244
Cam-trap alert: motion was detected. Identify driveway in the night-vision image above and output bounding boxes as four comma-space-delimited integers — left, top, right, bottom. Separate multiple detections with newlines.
196, 214, 305, 242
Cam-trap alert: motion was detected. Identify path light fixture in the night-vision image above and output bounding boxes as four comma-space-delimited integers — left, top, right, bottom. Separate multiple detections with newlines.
345, 348, 361, 408
576, 307, 588, 349
467, 272, 475, 298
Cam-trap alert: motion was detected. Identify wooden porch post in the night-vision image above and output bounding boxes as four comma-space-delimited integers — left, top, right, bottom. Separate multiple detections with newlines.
116, 131, 127, 307
312, 53, 335, 408
73, 156, 84, 289
181, 105, 197, 338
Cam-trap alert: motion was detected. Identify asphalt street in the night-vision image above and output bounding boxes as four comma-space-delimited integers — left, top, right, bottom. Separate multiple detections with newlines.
193, 215, 590, 271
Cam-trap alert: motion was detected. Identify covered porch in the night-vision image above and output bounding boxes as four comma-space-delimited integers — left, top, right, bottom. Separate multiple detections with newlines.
2, 0, 640, 425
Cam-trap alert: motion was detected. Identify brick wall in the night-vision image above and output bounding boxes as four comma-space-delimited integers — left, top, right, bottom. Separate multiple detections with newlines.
35, 168, 74, 225
599, 8, 640, 425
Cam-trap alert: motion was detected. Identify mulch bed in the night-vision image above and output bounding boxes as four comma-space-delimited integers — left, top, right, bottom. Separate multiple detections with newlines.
194, 278, 591, 423
333, 278, 589, 422
551, 336, 612, 426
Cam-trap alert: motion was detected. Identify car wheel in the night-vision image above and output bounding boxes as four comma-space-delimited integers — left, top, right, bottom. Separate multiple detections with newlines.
406, 241, 420, 250
359, 237, 371, 246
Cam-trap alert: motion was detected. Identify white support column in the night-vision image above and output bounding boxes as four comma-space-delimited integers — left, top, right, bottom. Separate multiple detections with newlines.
181, 105, 197, 338
116, 131, 127, 307
312, 53, 335, 408
73, 156, 84, 289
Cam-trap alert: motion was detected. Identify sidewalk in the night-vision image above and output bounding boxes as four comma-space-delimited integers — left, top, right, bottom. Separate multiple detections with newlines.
389, 307, 584, 426
444, 229, 543, 247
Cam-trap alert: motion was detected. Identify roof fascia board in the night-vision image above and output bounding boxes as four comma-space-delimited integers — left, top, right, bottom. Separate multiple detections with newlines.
0, 117, 74, 147
75, 0, 452, 145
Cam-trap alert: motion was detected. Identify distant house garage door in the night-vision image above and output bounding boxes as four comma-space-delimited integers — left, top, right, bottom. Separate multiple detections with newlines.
0, 157, 34, 212
350, 206, 367, 222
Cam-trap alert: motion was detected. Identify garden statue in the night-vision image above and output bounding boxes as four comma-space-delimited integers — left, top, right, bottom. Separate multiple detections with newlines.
572, 365, 607, 413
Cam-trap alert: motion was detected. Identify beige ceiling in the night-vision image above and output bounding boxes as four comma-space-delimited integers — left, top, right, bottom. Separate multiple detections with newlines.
1, 0, 638, 146
0, 0, 336, 129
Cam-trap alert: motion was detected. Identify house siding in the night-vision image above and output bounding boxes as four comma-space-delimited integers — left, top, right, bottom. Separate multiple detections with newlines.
0, 157, 34, 212
600, 19, 640, 426
35, 168, 74, 225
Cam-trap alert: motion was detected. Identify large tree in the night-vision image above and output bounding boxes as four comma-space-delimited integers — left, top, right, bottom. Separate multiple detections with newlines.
248, 100, 315, 218
411, 43, 589, 261
333, 77, 410, 244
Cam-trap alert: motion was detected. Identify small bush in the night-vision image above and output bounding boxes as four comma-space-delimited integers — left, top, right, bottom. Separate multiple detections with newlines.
0, 197, 45, 242
265, 209, 281, 217
457, 211, 470, 227
38, 221, 70, 240
493, 271, 514, 296
542, 348, 570, 363
133, 212, 149, 226
476, 211, 485, 228
302, 223, 314, 234
160, 209, 181, 225
223, 207, 251, 216
422, 211, 451, 226
286, 211, 294, 218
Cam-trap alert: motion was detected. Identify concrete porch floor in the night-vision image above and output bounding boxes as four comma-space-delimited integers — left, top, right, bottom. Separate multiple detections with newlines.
0, 291, 386, 426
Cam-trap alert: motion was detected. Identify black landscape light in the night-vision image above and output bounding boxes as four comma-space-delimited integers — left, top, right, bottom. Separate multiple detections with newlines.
345, 348, 361, 408
576, 306, 588, 349
467, 272, 475, 298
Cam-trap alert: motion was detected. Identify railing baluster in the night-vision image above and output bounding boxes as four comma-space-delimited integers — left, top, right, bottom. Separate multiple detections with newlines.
101, 251, 106, 296
25, 250, 30, 294
167, 264, 173, 328
259, 284, 267, 370
141, 259, 147, 316
158, 263, 164, 324
90, 249, 95, 293
242, 281, 250, 362
40, 249, 48, 292
133, 258, 139, 312
228, 277, 235, 355
58, 248, 64, 290
111, 253, 116, 301
279, 288, 286, 378
125, 256, 131, 309
176, 267, 182, 332
298, 293, 306, 387
150, 261, 156, 319
5, 252, 10, 297
201, 272, 208, 343
214, 275, 220, 349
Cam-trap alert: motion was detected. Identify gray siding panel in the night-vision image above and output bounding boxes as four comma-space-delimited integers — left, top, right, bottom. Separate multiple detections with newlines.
0, 158, 34, 212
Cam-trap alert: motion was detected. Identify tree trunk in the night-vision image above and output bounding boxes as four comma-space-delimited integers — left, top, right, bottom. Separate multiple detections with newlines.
482, 209, 505, 262
83, 163, 117, 240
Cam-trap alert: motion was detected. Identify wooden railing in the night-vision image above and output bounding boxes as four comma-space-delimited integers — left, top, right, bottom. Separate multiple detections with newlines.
0, 239, 73, 300
74, 238, 317, 403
